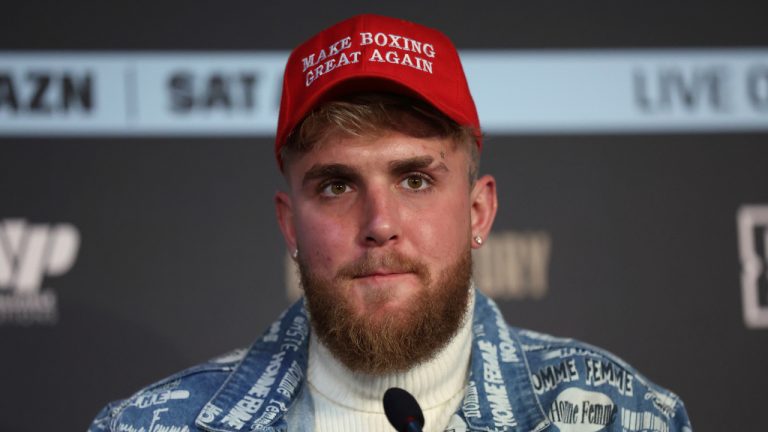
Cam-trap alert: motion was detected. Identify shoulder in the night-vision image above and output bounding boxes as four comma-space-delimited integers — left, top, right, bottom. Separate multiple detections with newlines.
512, 327, 693, 431
88, 348, 248, 432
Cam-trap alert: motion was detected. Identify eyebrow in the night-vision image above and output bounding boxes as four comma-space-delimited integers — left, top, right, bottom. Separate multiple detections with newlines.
302, 163, 360, 187
388, 156, 449, 175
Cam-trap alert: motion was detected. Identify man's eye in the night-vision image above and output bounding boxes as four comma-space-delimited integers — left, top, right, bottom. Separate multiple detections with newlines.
321, 182, 350, 196
400, 175, 431, 191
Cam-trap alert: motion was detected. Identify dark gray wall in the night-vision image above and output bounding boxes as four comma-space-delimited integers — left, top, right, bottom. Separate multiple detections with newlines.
1, 1, 767, 431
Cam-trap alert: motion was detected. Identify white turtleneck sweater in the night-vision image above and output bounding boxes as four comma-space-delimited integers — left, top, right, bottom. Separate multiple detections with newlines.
307, 290, 474, 432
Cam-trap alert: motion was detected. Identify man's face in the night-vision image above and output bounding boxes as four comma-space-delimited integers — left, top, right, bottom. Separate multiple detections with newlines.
276, 131, 496, 373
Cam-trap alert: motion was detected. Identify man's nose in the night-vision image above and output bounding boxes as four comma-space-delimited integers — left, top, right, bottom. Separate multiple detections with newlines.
360, 184, 401, 247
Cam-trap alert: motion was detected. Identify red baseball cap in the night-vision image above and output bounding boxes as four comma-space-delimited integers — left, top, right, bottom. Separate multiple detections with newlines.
276, 14, 481, 169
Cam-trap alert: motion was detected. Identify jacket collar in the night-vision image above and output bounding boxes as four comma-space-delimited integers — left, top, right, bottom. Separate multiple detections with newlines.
462, 292, 550, 431
195, 291, 548, 432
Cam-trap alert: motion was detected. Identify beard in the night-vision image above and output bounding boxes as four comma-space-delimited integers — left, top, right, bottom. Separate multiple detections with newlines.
299, 248, 472, 375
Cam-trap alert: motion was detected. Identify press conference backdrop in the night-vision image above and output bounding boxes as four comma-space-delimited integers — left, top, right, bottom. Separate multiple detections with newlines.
1, 1, 767, 431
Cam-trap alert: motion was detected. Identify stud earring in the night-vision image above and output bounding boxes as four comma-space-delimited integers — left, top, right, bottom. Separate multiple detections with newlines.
292, 249, 299, 259
473, 235, 483, 245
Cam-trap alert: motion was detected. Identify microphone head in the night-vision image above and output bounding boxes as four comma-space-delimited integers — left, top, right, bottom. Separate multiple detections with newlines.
383, 387, 425, 432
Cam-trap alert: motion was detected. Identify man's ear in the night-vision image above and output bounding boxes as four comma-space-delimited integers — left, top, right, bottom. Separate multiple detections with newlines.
470, 174, 498, 249
275, 191, 298, 253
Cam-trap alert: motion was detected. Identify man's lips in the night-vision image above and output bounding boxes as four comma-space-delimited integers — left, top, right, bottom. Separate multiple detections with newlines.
353, 270, 412, 279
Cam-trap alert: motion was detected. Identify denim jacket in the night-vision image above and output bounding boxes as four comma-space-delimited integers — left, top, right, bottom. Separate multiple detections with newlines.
89, 290, 692, 432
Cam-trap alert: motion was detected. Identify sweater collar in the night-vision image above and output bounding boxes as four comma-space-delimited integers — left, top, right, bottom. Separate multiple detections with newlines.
306, 289, 474, 413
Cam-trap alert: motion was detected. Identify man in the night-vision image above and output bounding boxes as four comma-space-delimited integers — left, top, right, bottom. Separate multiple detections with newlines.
90, 15, 692, 432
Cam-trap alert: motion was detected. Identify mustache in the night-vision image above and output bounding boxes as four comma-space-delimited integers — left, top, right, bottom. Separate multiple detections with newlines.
335, 251, 430, 282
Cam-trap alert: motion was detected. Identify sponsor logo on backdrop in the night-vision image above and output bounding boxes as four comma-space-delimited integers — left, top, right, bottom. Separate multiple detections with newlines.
0, 70, 93, 114
633, 64, 768, 114
283, 229, 552, 301
0, 219, 80, 325
473, 230, 552, 300
168, 70, 261, 113
737, 205, 768, 328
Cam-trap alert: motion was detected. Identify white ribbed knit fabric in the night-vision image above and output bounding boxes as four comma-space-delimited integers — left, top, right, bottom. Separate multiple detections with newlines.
307, 290, 474, 432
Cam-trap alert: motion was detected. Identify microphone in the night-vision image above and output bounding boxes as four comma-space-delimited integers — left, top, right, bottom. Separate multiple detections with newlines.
383, 387, 425, 432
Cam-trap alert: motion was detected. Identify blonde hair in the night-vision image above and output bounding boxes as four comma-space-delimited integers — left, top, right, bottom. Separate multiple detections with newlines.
282, 92, 479, 182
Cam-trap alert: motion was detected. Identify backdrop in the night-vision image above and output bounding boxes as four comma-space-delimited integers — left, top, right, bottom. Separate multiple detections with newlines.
1, 1, 767, 431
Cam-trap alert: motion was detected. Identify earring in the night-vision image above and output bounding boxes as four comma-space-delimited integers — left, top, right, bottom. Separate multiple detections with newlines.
473, 235, 483, 245
292, 249, 299, 259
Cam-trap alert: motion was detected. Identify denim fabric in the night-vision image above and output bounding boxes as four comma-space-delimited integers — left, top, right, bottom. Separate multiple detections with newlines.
89, 291, 692, 432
